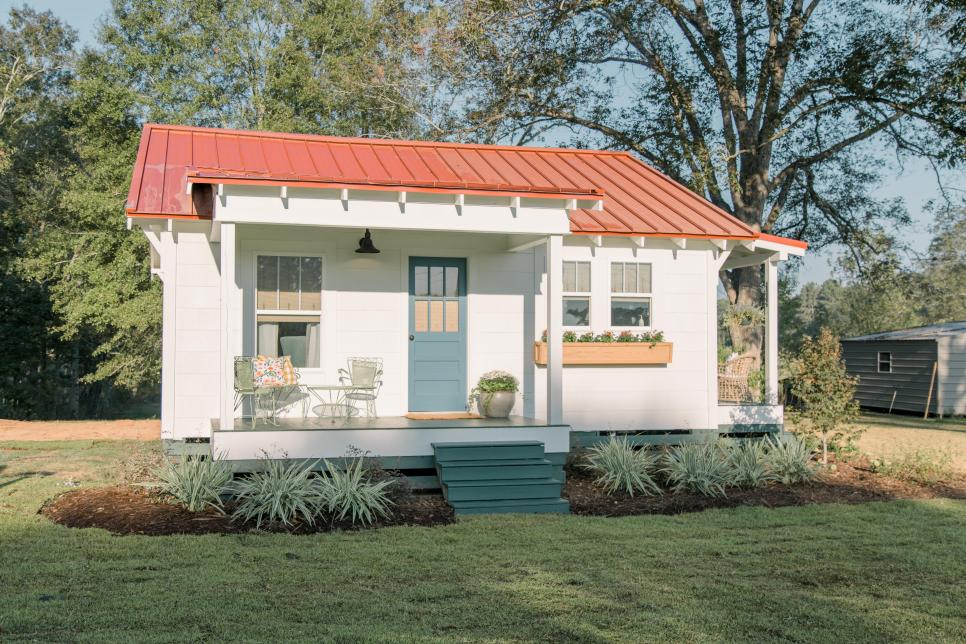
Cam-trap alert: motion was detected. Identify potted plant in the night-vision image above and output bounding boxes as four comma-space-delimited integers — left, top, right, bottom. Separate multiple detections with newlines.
469, 370, 519, 418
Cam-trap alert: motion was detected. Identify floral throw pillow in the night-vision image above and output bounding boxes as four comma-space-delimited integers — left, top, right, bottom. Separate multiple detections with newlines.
278, 356, 299, 385
252, 355, 287, 388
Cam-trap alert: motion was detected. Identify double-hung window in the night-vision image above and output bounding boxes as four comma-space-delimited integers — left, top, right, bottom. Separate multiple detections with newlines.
562, 260, 591, 327
610, 262, 652, 326
877, 351, 892, 373
255, 254, 322, 368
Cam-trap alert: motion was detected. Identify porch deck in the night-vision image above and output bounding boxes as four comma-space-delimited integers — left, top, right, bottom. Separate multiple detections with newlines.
210, 415, 557, 432
209, 415, 572, 471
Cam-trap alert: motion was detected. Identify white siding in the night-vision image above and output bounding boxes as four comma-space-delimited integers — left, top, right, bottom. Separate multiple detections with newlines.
159, 224, 725, 439
938, 334, 966, 416
161, 222, 223, 439
532, 238, 717, 431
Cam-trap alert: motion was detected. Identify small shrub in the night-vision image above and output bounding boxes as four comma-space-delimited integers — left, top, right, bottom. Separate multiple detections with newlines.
765, 435, 817, 484
317, 457, 395, 526
726, 440, 773, 488
787, 328, 862, 464
869, 449, 953, 486
662, 442, 731, 497
582, 437, 661, 496
231, 459, 322, 528
157, 455, 233, 513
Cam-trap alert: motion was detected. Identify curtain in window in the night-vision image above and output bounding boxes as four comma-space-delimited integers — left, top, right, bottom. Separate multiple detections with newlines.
305, 323, 320, 368
257, 322, 279, 358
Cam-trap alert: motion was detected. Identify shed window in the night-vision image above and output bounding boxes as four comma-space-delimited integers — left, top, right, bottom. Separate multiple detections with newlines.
877, 351, 892, 373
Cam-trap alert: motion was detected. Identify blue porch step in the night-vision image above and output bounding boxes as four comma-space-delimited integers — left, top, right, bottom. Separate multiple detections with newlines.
432, 441, 569, 516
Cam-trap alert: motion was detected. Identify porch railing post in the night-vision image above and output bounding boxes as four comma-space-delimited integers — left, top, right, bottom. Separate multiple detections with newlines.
765, 257, 779, 404
220, 222, 237, 430
546, 234, 564, 424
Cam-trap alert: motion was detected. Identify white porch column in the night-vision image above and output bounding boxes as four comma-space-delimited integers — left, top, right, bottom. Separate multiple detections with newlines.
159, 228, 177, 439
545, 234, 564, 424
765, 258, 779, 404
219, 222, 238, 430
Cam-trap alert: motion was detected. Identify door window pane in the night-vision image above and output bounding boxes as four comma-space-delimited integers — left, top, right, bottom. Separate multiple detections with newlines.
414, 300, 429, 332
257, 256, 278, 309
445, 300, 459, 332
445, 266, 459, 297
563, 297, 590, 326
430, 300, 444, 332
429, 266, 444, 296
414, 266, 428, 296
611, 297, 651, 326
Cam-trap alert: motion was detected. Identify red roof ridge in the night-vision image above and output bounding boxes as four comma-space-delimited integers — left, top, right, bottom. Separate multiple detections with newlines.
141, 122, 637, 159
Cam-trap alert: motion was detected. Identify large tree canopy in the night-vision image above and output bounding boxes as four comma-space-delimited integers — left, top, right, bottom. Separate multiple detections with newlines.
441, 0, 963, 240
436, 0, 964, 358
2, 0, 443, 417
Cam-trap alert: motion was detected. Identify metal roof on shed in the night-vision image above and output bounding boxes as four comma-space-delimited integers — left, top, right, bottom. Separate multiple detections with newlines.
126, 123, 765, 240
843, 322, 966, 342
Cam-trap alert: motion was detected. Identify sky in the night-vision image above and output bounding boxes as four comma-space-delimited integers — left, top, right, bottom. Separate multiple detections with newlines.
5, 0, 960, 285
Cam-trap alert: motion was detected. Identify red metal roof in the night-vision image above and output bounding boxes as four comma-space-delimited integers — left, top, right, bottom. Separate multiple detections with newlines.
126, 124, 760, 240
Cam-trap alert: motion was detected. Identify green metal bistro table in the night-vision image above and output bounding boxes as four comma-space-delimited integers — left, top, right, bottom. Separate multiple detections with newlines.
303, 384, 360, 422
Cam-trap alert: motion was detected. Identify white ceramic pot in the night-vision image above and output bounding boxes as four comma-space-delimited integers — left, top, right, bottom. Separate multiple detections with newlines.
476, 391, 516, 418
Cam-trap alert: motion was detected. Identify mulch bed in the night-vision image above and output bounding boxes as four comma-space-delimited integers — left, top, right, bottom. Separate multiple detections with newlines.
40, 464, 966, 535
40, 486, 454, 536
564, 462, 966, 517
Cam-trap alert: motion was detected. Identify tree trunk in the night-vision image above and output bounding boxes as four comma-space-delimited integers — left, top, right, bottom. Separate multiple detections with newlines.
720, 264, 764, 367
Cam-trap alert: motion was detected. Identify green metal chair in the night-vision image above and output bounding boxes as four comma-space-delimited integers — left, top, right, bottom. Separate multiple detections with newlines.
339, 357, 383, 418
234, 356, 300, 427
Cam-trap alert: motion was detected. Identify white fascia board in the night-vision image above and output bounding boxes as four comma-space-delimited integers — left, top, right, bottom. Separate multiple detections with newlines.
215, 186, 572, 236
754, 237, 806, 256
721, 250, 779, 270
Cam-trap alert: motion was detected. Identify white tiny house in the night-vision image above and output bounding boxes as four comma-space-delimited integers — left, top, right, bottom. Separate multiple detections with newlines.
127, 124, 805, 506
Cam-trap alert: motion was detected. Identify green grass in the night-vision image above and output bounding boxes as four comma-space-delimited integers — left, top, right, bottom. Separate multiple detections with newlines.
2, 440, 965, 642
857, 412, 966, 433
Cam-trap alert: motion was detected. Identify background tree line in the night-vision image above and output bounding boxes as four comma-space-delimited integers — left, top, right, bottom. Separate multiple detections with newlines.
0, 0, 962, 418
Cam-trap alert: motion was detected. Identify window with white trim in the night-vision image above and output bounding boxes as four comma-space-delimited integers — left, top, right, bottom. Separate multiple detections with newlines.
877, 351, 892, 373
255, 255, 322, 368
610, 262, 652, 326
562, 260, 591, 327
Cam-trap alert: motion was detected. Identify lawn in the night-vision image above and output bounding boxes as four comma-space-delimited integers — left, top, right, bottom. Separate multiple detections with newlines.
1, 439, 965, 642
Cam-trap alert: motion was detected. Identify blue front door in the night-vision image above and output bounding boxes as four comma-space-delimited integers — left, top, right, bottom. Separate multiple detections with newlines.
408, 257, 467, 411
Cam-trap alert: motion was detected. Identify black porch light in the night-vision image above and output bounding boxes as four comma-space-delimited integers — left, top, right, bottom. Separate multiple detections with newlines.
355, 228, 380, 254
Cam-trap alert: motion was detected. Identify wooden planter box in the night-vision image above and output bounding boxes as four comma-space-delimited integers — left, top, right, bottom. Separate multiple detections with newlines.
533, 341, 674, 366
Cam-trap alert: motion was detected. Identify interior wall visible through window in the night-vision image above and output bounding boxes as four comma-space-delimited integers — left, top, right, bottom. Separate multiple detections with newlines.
255, 255, 322, 368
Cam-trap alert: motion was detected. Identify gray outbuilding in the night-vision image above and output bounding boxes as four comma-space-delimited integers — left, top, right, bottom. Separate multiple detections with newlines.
841, 322, 966, 417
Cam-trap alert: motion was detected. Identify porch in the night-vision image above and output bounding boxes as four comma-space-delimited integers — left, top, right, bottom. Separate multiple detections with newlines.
209, 414, 570, 469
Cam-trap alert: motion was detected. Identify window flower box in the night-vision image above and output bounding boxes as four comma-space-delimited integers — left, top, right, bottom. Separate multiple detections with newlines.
533, 341, 673, 366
